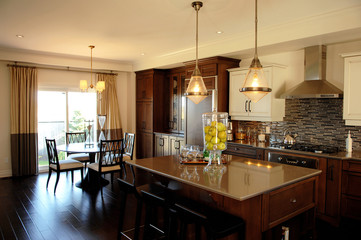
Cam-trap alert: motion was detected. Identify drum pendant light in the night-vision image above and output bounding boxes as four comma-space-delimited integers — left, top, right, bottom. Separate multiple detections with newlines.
185, 1, 208, 104
240, 0, 271, 103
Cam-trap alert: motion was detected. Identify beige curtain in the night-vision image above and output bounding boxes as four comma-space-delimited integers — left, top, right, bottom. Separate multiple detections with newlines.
97, 74, 122, 140
10, 66, 38, 176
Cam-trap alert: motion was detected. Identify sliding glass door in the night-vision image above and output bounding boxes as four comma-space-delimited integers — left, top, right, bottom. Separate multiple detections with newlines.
38, 91, 97, 168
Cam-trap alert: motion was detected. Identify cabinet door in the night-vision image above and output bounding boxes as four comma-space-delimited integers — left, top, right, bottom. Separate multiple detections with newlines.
136, 132, 153, 159
343, 55, 361, 125
229, 70, 249, 117
136, 101, 153, 132
169, 136, 184, 156
136, 72, 153, 101
325, 159, 341, 218
155, 134, 169, 157
170, 74, 179, 132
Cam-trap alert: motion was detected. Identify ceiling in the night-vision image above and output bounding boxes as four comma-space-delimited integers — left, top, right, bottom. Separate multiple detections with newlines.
0, 0, 361, 71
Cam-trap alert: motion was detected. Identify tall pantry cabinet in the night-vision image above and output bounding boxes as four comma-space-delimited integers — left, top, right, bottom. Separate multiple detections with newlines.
136, 69, 168, 159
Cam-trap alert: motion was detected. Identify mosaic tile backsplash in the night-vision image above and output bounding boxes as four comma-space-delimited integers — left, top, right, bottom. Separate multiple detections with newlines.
234, 98, 361, 151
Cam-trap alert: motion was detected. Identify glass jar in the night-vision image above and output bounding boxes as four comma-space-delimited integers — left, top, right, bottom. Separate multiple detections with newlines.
202, 111, 228, 165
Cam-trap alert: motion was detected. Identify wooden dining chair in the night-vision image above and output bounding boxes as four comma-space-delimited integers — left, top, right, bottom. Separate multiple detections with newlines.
66, 132, 91, 168
123, 132, 135, 161
45, 138, 83, 194
87, 139, 124, 195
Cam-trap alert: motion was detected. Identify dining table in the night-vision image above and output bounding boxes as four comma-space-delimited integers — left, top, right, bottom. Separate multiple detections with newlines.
57, 142, 109, 190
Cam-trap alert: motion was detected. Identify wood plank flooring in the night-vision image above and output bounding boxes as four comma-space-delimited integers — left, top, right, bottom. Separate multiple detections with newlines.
0, 171, 360, 240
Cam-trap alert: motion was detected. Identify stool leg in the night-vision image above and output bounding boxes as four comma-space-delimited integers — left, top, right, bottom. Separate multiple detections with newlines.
117, 191, 127, 240
179, 222, 188, 240
143, 204, 152, 240
134, 198, 142, 240
195, 223, 202, 240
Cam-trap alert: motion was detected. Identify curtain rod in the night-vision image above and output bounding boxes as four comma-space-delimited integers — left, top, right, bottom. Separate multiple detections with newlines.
6, 61, 118, 76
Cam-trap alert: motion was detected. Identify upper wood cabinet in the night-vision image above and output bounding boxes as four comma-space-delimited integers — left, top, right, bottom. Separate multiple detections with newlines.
166, 68, 186, 133
342, 53, 361, 126
135, 69, 168, 158
228, 64, 286, 122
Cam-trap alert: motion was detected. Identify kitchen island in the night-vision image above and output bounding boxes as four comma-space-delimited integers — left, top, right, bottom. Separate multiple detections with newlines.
126, 155, 321, 239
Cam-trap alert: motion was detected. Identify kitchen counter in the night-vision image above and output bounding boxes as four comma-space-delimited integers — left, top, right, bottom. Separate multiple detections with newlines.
228, 140, 361, 160
127, 155, 320, 239
127, 155, 320, 201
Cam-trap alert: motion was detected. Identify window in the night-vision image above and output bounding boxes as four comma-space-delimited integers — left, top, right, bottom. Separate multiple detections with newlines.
38, 91, 97, 168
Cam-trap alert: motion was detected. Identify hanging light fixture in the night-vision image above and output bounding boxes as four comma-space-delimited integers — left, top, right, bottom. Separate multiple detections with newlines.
80, 45, 105, 93
240, 0, 271, 103
185, 1, 208, 105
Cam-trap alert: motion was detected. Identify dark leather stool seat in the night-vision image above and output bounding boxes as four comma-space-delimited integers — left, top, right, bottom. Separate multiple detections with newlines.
169, 199, 245, 240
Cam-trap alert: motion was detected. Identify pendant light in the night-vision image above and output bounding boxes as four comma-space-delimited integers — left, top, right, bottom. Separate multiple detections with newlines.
185, 1, 208, 105
80, 45, 105, 93
240, 0, 271, 103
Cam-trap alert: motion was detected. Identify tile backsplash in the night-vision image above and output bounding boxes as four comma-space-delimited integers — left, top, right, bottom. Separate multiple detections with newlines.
235, 98, 361, 151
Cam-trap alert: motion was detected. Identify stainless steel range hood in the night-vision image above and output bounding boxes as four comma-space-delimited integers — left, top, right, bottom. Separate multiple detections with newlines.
280, 45, 343, 99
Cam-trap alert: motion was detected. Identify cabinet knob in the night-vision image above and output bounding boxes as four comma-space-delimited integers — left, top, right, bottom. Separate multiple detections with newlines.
290, 198, 297, 203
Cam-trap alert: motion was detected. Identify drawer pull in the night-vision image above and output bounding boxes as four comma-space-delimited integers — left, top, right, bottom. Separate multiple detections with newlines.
290, 198, 297, 203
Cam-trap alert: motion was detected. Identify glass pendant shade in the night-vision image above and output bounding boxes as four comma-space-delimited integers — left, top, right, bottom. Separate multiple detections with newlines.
186, 68, 208, 104
240, 0, 271, 103
240, 64, 271, 102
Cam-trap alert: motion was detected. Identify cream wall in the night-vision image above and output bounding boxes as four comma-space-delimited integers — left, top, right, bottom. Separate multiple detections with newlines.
0, 62, 11, 177
0, 52, 135, 178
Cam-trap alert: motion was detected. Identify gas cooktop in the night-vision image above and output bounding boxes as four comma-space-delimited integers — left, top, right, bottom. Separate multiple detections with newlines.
270, 142, 339, 154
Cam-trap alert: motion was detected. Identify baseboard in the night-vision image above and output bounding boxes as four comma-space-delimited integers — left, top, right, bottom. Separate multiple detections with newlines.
0, 169, 12, 178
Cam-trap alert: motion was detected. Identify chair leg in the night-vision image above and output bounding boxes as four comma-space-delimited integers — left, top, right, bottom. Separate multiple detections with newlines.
111, 172, 114, 184
71, 170, 74, 183
54, 171, 60, 194
46, 169, 52, 189
80, 168, 83, 185
99, 174, 103, 196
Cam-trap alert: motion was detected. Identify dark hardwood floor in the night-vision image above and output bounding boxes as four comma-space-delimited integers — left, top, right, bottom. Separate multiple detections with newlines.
0, 171, 360, 240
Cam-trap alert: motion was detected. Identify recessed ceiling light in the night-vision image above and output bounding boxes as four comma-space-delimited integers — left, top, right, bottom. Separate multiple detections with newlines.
16, 35, 24, 38
216, 31, 223, 34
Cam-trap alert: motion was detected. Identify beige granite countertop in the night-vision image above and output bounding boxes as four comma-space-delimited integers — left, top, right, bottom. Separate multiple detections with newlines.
126, 155, 321, 201
228, 140, 361, 160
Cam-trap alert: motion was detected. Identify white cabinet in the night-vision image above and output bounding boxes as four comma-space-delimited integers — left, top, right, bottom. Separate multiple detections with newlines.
228, 64, 286, 121
342, 53, 361, 126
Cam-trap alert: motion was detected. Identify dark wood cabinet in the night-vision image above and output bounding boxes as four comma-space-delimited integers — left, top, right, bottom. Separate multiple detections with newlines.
224, 143, 264, 160
166, 68, 186, 133
136, 69, 168, 159
341, 160, 361, 220
317, 158, 342, 226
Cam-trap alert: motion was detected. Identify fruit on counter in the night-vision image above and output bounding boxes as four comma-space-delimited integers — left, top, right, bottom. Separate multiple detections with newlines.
204, 125, 210, 134
208, 127, 217, 136
217, 122, 226, 131
218, 142, 226, 150
220, 137, 226, 142
206, 142, 214, 150
218, 131, 226, 139
205, 134, 212, 142
211, 137, 220, 144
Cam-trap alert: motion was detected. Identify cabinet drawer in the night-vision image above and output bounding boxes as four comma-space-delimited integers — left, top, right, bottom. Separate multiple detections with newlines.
262, 178, 316, 230
224, 143, 258, 158
343, 160, 361, 172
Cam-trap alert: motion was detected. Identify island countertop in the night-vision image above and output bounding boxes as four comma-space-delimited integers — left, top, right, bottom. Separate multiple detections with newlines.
126, 155, 321, 201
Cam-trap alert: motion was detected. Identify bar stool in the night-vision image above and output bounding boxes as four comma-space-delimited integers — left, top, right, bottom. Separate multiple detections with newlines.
140, 190, 170, 240
169, 199, 246, 240
117, 176, 169, 240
